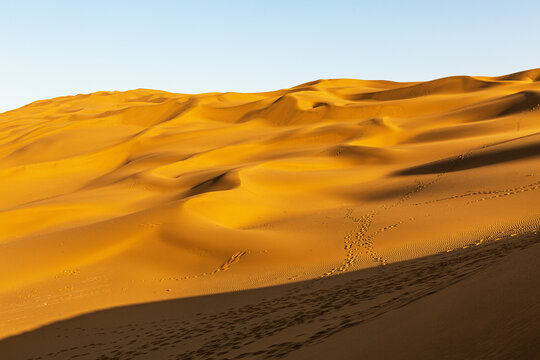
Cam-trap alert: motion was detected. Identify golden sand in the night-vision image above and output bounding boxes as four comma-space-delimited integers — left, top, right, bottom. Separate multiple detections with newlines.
0, 69, 539, 357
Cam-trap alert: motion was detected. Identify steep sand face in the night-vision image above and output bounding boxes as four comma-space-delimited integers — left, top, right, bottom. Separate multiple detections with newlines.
1, 69, 539, 338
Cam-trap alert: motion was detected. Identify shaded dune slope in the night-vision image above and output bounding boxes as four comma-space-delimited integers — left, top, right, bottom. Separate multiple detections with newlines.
1, 230, 538, 359
0, 68, 539, 340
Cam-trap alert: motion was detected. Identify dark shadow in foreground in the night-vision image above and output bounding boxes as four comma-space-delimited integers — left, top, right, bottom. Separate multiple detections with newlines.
1, 230, 539, 360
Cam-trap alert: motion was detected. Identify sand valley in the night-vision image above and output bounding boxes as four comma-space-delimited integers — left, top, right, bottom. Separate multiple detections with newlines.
0, 69, 539, 359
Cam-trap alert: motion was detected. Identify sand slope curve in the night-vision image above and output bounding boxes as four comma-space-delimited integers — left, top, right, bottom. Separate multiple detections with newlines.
1, 69, 540, 339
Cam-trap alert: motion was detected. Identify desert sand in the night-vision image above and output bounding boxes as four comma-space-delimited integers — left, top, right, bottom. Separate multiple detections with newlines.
0, 69, 539, 359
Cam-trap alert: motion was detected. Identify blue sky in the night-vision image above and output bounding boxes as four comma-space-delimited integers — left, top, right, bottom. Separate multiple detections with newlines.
1, 0, 538, 112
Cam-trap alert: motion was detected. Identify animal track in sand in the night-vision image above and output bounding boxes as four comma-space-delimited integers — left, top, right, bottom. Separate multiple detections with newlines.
467, 180, 540, 204
411, 180, 540, 206
446, 217, 540, 251
54, 269, 80, 279
321, 211, 375, 277
139, 222, 163, 229
322, 207, 408, 278
175, 250, 248, 280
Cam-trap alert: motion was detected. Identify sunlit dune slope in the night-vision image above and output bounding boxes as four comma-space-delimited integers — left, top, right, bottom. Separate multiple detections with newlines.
1, 68, 540, 337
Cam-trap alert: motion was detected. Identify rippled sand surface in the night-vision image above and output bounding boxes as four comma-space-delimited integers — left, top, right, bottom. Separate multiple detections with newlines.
1, 69, 539, 358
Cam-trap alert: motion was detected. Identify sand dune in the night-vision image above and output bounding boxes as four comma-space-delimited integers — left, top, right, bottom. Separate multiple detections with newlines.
1, 69, 539, 357
1, 230, 538, 359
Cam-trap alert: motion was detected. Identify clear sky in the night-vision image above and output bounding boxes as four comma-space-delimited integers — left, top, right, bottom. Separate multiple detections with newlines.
1, 0, 538, 113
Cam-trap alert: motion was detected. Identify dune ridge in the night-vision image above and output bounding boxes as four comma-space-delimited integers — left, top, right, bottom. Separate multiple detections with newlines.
1, 69, 540, 341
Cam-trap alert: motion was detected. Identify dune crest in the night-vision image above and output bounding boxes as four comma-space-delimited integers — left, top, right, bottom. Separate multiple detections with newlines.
1, 69, 540, 338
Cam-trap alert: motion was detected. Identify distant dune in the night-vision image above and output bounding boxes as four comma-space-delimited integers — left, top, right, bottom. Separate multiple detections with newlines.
1, 69, 539, 359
